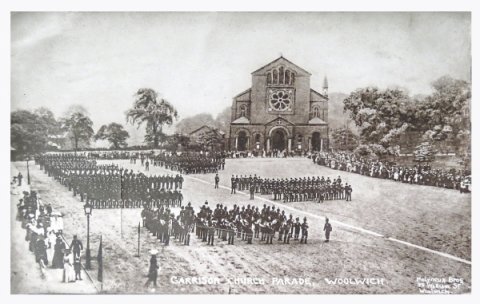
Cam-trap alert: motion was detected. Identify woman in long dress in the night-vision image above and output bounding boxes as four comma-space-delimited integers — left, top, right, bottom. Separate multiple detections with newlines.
63, 249, 75, 283
52, 237, 66, 269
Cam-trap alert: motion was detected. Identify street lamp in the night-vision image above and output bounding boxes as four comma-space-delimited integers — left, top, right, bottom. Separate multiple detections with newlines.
83, 202, 93, 269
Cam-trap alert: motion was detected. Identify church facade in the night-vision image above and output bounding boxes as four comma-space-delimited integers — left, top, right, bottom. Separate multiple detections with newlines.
229, 57, 329, 153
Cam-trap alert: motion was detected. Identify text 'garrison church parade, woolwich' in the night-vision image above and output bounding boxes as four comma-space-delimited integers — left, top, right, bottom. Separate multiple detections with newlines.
229, 57, 329, 154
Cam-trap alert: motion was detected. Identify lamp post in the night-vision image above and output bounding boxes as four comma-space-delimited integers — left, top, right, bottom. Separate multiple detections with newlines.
26, 157, 31, 185
84, 202, 93, 269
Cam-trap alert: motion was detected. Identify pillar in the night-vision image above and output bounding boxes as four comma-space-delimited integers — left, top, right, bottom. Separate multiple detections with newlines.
266, 137, 271, 152
308, 137, 312, 151
320, 138, 323, 152
235, 136, 238, 150
288, 138, 292, 152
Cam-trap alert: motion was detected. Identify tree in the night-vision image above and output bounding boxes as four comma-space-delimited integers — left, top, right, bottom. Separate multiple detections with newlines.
414, 142, 437, 163
343, 87, 415, 157
61, 112, 94, 152
330, 128, 359, 151
11, 110, 52, 157
199, 128, 224, 151
415, 76, 470, 145
165, 133, 191, 152
95, 122, 130, 149
126, 88, 178, 148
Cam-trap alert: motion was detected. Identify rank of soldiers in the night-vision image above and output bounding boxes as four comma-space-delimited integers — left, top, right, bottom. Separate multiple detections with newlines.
35, 154, 184, 209
230, 174, 353, 202
152, 151, 226, 174
141, 202, 310, 246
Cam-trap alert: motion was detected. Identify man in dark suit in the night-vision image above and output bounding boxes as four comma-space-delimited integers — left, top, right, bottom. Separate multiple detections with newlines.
70, 235, 83, 259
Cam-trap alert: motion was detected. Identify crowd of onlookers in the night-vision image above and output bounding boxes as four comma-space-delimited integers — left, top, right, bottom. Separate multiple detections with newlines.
13, 180, 85, 283
311, 152, 471, 192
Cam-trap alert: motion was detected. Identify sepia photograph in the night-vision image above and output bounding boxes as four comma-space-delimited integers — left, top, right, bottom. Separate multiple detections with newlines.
8, 10, 472, 296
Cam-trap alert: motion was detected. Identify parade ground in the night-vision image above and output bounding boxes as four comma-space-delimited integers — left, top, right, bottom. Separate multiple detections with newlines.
11, 158, 471, 294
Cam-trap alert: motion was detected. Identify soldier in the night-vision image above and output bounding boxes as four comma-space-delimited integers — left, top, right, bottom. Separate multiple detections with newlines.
249, 183, 255, 200
324, 217, 332, 242
227, 223, 235, 245
300, 217, 309, 244
345, 183, 352, 201
293, 217, 301, 240
214, 173, 220, 189
70, 235, 83, 259
207, 220, 215, 246
231, 175, 236, 194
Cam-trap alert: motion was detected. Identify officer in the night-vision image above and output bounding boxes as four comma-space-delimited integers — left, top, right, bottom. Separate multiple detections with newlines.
345, 183, 352, 201
215, 173, 220, 189
324, 217, 332, 242
231, 175, 236, 194
300, 217, 309, 244
70, 235, 84, 258
207, 220, 215, 246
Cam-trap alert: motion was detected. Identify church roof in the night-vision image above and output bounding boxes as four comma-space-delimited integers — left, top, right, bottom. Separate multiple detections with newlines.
310, 89, 328, 101
308, 117, 328, 125
265, 116, 295, 126
233, 88, 251, 101
251, 56, 311, 76
231, 116, 251, 124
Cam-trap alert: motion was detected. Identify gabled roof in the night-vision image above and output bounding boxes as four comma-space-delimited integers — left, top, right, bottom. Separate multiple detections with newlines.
189, 125, 212, 135
233, 88, 251, 101
265, 116, 295, 126
310, 89, 328, 101
252, 56, 311, 76
308, 117, 328, 125
189, 125, 226, 136
231, 116, 251, 124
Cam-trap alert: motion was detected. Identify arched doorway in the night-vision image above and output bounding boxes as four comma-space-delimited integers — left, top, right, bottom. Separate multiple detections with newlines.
272, 129, 287, 151
312, 132, 321, 151
237, 131, 248, 151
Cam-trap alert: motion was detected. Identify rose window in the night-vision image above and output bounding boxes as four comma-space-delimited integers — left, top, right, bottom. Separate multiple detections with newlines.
269, 89, 293, 111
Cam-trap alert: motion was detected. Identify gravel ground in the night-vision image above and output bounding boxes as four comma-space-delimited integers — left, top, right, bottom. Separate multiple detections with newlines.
10, 158, 471, 294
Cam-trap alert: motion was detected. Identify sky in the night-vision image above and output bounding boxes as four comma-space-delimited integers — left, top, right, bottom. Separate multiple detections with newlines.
11, 12, 471, 145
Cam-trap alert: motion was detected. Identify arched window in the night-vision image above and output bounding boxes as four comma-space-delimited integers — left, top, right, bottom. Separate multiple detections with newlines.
285, 70, 291, 85
312, 106, 320, 118
272, 69, 278, 84
290, 73, 295, 85
279, 66, 284, 84
267, 72, 272, 85
240, 104, 248, 117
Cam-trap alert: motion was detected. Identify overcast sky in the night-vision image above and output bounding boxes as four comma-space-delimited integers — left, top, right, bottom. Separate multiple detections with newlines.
11, 12, 471, 144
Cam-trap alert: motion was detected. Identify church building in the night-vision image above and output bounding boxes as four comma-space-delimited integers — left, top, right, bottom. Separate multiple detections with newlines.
229, 56, 329, 153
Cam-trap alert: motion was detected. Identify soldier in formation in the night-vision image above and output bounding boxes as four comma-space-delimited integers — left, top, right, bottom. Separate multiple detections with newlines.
229, 174, 353, 203
35, 154, 184, 209
153, 151, 226, 174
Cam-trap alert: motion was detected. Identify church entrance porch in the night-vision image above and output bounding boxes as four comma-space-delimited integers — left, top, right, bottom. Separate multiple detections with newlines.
237, 131, 248, 151
271, 129, 287, 152
311, 132, 323, 152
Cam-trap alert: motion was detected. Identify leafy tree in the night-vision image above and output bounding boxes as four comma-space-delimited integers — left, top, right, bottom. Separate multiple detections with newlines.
61, 112, 94, 152
414, 142, 437, 163
199, 128, 224, 151
416, 76, 470, 143
343, 87, 416, 157
165, 133, 191, 152
11, 110, 52, 157
330, 128, 359, 151
95, 122, 130, 149
126, 88, 178, 148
